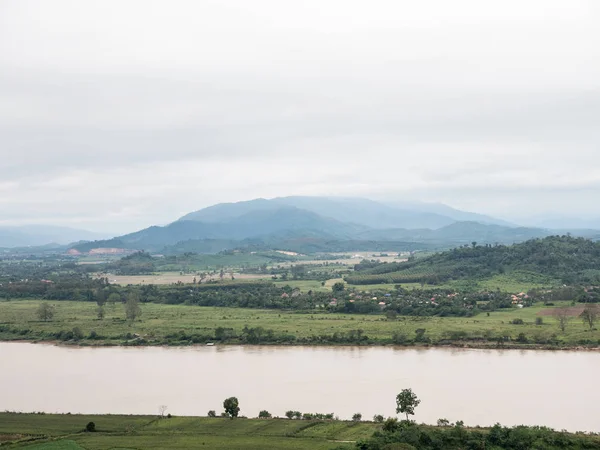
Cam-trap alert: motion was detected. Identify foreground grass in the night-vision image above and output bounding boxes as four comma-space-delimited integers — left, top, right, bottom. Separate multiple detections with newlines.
0, 299, 598, 347
4, 413, 600, 450
0, 413, 373, 449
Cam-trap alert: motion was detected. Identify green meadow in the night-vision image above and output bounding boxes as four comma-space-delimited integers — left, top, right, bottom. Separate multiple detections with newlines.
0, 413, 378, 449
0, 299, 597, 347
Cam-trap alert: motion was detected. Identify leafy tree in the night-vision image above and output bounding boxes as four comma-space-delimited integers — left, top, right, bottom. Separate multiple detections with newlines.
352, 413, 362, 421
36, 302, 55, 322
396, 389, 421, 421
332, 282, 345, 293
95, 289, 106, 307
285, 410, 295, 419
258, 410, 272, 419
207, 410, 216, 417
97, 305, 105, 320
580, 305, 599, 330
373, 414, 385, 423
223, 396, 240, 419
125, 293, 142, 322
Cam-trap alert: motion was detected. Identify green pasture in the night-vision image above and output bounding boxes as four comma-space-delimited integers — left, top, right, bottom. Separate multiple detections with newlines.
0, 299, 598, 347
0, 413, 367, 449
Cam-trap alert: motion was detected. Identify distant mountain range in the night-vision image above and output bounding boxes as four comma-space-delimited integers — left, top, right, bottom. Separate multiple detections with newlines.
0, 225, 107, 248
64, 196, 600, 255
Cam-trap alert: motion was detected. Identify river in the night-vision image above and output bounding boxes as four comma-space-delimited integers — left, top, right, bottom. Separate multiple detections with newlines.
1, 342, 598, 431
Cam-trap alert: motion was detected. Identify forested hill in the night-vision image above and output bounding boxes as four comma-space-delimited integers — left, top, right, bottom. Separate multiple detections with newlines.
345, 236, 600, 285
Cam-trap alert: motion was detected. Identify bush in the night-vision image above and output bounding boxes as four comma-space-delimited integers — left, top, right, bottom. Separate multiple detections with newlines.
85, 421, 96, 432
72, 327, 84, 340
207, 410, 216, 417
511, 318, 524, 325
516, 332, 528, 343
392, 332, 408, 344
535, 317, 544, 325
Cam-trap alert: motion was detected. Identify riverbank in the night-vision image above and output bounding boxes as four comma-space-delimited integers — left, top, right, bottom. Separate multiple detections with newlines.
2, 413, 600, 450
1, 300, 599, 350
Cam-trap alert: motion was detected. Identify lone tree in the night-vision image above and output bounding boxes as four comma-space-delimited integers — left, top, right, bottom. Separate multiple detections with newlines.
396, 389, 421, 422
36, 302, 55, 322
580, 305, 599, 330
125, 293, 142, 323
553, 308, 571, 332
223, 397, 240, 419
258, 410, 272, 419
158, 405, 168, 418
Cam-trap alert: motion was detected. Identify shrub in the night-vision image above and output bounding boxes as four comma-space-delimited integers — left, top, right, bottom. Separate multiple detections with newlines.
72, 327, 84, 340
437, 418, 450, 427
535, 317, 543, 325
85, 422, 96, 432
516, 332, 528, 343
207, 410, 216, 417
392, 332, 408, 344
511, 318, 524, 325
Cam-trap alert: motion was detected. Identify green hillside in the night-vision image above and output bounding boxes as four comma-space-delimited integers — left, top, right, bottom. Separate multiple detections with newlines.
346, 236, 600, 285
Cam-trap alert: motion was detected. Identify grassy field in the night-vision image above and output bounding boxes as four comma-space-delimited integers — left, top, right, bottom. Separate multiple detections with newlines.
273, 278, 346, 292
346, 272, 555, 293
0, 413, 377, 449
100, 272, 270, 285
0, 299, 598, 347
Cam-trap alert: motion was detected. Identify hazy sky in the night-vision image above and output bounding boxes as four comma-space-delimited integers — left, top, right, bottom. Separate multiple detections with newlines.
1, 0, 599, 232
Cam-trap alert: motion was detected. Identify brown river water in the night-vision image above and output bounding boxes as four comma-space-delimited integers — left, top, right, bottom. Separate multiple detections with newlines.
1, 342, 598, 431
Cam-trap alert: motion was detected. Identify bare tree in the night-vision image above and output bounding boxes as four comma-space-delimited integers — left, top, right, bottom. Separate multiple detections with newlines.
553, 308, 571, 332
580, 304, 599, 330
158, 405, 168, 418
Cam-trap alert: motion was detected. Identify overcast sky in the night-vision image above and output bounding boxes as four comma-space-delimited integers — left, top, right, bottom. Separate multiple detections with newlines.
1, 0, 599, 233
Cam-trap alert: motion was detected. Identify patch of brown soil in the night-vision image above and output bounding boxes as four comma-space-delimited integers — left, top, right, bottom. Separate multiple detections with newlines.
538, 306, 585, 317
0, 434, 24, 443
